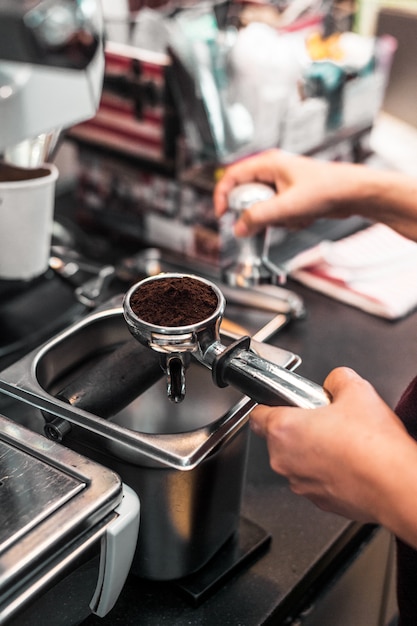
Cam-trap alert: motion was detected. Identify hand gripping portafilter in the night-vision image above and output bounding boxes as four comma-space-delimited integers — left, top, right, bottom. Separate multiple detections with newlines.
123, 274, 330, 408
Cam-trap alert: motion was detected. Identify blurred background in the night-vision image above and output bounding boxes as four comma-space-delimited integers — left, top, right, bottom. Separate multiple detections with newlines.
50, 0, 417, 272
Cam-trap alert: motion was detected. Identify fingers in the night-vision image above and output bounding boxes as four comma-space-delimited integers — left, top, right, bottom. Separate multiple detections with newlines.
214, 149, 327, 237
234, 198, 281, 237
249, 367, 368, 439
213, 150, 281, 218
249, 405, 276, 439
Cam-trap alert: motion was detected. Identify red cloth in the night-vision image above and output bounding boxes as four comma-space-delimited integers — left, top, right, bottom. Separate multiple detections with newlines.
394, 375, 417, 626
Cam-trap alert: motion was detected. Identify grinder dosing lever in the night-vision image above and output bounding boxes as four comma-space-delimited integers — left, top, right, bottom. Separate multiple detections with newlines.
123, 273, 331, 409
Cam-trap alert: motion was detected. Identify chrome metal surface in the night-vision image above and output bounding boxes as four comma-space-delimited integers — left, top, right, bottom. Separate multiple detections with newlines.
223, 183, 287, 287
0, 441, 82, 552
75, 264, 116, 308
225, 351, 331, 409
0, 414, 123, 620
165, 354, 187, 403
220, 282, 306, 318
3, 129, 62, 168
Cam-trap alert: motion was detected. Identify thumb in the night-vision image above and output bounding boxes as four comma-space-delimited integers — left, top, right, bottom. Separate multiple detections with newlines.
323, 367, 369, 400
234, 186, 314, 237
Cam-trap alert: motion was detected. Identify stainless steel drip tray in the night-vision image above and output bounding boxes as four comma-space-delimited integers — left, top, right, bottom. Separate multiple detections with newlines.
0, 413, 126, 622
0, 439, 83, 553
0, 415, 122, 559
0, 296, 300, 470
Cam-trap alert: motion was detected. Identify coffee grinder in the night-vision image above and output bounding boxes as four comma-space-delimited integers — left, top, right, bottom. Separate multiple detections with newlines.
0, 0, 105, 363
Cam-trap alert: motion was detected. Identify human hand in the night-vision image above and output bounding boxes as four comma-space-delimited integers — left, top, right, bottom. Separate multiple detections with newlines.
213, 149, 359, 237
249, 367, 411, 528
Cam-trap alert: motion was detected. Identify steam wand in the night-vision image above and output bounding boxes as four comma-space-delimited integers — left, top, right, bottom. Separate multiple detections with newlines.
123, 274, 330, 409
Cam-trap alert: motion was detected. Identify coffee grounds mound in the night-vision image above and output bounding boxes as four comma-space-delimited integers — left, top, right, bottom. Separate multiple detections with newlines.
130, 276, 219, 327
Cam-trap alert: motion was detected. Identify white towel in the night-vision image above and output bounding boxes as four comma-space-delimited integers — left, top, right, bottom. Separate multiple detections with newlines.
286, 223, 417, 319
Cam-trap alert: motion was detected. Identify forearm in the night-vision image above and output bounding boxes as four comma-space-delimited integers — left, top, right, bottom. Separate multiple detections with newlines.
214, 150, 417, 240
326, 161, 417, 242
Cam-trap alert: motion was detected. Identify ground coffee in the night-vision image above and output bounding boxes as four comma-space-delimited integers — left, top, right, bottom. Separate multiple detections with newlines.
0, 163, 50, 182
130, 276, 219, 327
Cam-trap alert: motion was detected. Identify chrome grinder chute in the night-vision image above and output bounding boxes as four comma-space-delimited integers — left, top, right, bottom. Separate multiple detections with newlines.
123, 273, 330, 409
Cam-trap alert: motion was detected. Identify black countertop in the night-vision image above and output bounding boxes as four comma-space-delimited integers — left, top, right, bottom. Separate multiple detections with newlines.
80, 281, 416, 625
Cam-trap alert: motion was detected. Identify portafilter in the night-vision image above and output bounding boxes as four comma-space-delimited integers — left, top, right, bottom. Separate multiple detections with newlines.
123, 273, 330, 409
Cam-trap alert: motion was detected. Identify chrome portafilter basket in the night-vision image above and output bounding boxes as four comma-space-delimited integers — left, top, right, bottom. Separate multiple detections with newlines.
123, 273, 225, 404
123, 273, 330, 409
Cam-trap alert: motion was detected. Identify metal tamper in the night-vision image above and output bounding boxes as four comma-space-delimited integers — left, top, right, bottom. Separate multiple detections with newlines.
222, 182, 286, 287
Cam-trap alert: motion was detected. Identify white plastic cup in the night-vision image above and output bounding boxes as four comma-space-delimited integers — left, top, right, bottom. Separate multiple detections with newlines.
0, 162, 59, 280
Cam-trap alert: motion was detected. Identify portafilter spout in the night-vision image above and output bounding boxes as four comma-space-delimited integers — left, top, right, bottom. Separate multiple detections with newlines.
123, 273, 331, 408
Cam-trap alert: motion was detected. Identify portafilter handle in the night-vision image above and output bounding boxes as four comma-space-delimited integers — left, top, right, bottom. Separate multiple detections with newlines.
123, 274, 331, 409
200, 337, 331, 409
